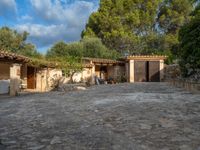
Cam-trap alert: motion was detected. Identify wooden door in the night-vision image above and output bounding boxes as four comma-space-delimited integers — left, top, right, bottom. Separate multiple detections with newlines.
134, 61, 147, 82
27, 67, 36, 89
149, 61, 160, 82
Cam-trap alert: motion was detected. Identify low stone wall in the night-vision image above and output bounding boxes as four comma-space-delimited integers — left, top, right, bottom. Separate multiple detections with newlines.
164, 64, 181, 80
168, 79, 200, 93
165, 64, 200, 93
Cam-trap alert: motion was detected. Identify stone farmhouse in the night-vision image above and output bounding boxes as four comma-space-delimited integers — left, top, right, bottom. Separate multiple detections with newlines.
0, 51, 62, 96
0, 51, 166, 96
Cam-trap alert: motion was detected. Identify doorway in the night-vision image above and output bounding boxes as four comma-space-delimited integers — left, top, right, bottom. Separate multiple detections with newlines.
134, 61, 160, 82
27, 66, 36, 89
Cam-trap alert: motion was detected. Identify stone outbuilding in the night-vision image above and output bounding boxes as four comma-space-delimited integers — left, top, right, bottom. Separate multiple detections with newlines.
0, 51, 62, 96
125, 55, 167, 82
71, 56, 167, 84
63, 58, 126, 84
83, 57, 126, 83
0, 51, 29, 96
20, 64, 62, 92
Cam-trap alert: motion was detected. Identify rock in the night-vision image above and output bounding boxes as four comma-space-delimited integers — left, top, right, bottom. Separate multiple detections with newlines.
105, 123, 113, 128
58, 84, 87, 92
179, 145, 192, 150
40, 139, 49, 142
140, 123, 152, 130
160, 148, 170, 150
160, 133, 168, 139
94, 109, 99, 113
50, 136, 61, 145
76, 86, 86, 90
183, 127, 192, 133
4, 140, 17, 144
171, 136, 190, 142
0, 145, 6, 150
159, 118, 177, 128
28, 145, 45, 150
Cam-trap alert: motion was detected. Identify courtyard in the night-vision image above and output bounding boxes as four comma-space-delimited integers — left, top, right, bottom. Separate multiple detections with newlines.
0, 83, 200, 150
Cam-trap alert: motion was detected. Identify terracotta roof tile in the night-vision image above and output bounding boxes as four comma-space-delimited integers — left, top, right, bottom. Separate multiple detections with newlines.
126, 55, 167, 60
83, 57, 125, 64
0, 50, 30, 63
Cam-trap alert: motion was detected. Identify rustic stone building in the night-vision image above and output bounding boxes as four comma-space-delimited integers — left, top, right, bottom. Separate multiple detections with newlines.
20, 64, 62, 92
83, 57, 125, 83
0, 51, 62, 96
77, 56, 167, 83
125, 55, 167, 82
0, 51, 167, 96
62, 58, 126, 84
0, 51, 29, 96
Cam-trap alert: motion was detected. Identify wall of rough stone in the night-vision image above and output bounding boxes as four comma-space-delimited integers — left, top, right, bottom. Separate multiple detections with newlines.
107, 66, 114, 79
20, 64, 28, 89
165, 64, 200, 93
59, 68, 93, 84
164, 64, 181, 81
10, 64, 21, 96
169, 79, 200, 93
36, 68, 62, 92
80, 68, 93, 82
113, 65, 126, 82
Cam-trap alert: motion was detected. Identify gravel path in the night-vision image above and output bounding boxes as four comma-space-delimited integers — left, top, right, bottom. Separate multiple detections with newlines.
0, 83, 200, 150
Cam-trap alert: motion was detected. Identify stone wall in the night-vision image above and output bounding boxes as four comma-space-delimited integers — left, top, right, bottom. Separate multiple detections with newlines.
164, 64, 181, 81
169, 79, 200, 93
20, 64, 27, 88
36, 68, 62, 92
165, 64, 200, 93
10, 64, 21, 96
59, 68, 93, 84
113, 65, 126, 82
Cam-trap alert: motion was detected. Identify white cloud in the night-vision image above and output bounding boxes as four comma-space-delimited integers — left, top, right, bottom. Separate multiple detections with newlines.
14, 0, 98, 51
0, 0, 17, 17
30, 0, 96, 26
16, 23, 83, 49
20, 15, 33, 21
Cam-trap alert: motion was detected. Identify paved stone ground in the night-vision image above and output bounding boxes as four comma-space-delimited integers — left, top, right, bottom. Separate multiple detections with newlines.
0, 83, 200, 150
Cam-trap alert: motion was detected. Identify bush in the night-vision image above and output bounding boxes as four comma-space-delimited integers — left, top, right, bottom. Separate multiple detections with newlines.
178, 8, 200, 77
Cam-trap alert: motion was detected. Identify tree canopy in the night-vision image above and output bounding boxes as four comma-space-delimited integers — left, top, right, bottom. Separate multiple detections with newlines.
0, 27, 41, 58
82, 0, 196, 59
47, 37, 119, 59
178, 3, 200, 77
46, 37, 119, 81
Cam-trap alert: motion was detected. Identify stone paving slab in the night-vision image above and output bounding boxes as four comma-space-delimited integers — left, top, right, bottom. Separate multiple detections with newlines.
0, 83, 200, 150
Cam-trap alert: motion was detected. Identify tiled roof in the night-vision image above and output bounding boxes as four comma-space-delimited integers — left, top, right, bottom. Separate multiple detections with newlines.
83, 57, 125, 64
0, 50, 30, 63
126, 55, 167, 60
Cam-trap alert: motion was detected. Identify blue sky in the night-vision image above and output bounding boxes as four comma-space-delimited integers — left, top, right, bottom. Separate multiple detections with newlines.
0, 0, 99, 53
